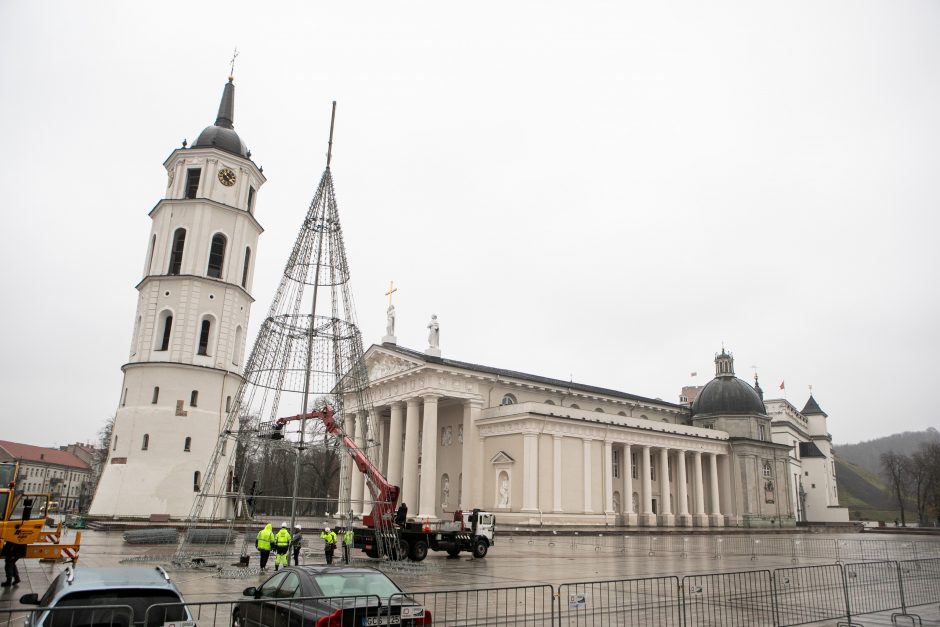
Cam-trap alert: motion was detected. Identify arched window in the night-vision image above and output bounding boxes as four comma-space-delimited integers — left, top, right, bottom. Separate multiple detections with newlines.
113, 435, 118, 451
544, 400, 555, 405
157, 311, 173, 351
141, 434, 149, 451
226, 396, 232, 413
570, 404, 580, 410
190, 390, 198, 407
147, 234, 156, 274
247, 186, 256, 214
595, 408, 605, 413
184, 437, 192, 452
121, 388, 128, 406
197, 319, 211, 356
152, 387, 159, 404
168, 228, 186, 275
241, 247, 251, 288
618, 411, 627, 417
207, 233, 227, 278
193, 470, 200, 491
500, 394, 516, 406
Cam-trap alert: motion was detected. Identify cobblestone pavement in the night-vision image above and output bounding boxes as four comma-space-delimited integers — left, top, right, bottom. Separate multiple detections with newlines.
1, 529, 938, 625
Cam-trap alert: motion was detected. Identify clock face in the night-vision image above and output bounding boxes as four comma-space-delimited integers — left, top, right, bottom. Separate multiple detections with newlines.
218, 168, 236, 187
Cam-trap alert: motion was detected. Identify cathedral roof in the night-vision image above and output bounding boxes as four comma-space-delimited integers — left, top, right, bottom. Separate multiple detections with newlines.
192, 78, 249, 158
377, 344, 686, 410
801, 395, 827, 417
691, 349, 767, 416
798, 441, 826, 458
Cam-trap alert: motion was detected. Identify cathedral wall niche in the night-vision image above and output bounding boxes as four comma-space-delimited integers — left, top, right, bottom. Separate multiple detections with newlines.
484, 434, 522, 510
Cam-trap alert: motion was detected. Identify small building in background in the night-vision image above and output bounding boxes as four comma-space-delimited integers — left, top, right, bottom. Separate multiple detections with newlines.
0, 441, 93, 513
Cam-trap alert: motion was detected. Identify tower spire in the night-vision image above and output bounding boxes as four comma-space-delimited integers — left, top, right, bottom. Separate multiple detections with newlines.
214, 78, 235, 130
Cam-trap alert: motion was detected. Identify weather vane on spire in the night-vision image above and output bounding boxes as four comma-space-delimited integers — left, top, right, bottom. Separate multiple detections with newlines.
229, 47, 239, 80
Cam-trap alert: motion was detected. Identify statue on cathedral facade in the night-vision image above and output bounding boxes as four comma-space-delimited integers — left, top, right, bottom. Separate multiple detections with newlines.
426, 314, 441, 356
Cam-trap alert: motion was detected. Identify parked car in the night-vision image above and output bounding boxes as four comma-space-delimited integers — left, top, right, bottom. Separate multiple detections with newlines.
19, 566, 192, 627
234, 565, 430, 626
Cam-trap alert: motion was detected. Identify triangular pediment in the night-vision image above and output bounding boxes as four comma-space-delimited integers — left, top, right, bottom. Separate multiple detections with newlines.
490, 451, 515, 464
365, 348, 422, 381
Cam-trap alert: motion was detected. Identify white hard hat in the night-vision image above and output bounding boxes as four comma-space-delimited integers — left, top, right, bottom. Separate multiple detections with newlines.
324, 526, 331, 532
281, 521, 288, 528
295, 524, 302, 530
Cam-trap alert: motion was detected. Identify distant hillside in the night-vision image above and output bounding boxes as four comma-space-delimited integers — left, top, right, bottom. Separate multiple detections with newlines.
834, 455, 900, 521
834, 428, 940, 478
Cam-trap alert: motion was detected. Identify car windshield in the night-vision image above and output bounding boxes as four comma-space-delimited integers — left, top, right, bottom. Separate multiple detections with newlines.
45, 590, 186, 627
314, 573, 401, 598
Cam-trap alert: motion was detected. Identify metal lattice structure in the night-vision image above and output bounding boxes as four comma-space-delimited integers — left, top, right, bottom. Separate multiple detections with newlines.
174, 103, 399, 565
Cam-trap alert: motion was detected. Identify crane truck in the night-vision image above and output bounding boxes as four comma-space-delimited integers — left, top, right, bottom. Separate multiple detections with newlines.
273, 406, 496, 562
0, 463, 82, 564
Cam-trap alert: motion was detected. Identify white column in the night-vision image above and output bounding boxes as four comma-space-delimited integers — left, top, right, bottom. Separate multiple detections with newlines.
401, 398, 421, 516
676, 450, 691, 526
708, 452, 724, 527
603, 440, 614, 515
386, 402, 404, 490
350, 413, 365, 516
460, 399, 483, 509
360, 411, 374, 514
658, 447, 674, 526
692, 451, 708, 526
640, 445, 654, 526
552, 435, 563, 513
522, 433, 539, 513
622, 444, 637, 525
582, 438, 593, 513
417, 395, 439, 520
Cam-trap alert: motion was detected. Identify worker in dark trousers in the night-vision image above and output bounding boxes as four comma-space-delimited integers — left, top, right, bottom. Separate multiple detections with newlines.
342, 527, 354, 564
321, 526, 337, 565
274, 523, 292, 570
256, 523, 275, 572
1, 542, 25, 587
291, 525, 304, 566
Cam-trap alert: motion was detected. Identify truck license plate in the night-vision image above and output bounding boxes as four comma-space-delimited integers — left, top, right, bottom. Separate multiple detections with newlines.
362, 616, 401, 626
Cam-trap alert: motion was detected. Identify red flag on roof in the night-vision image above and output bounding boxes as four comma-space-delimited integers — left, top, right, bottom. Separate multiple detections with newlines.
779, 380, 785, 390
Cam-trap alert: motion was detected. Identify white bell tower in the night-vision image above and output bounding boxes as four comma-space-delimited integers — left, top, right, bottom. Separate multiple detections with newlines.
90, 76, 265, 519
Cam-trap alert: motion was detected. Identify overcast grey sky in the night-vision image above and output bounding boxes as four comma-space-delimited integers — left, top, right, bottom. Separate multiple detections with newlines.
2, 1, 938, 447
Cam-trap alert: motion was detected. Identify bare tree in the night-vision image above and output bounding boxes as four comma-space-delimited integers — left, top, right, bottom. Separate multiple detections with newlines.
917, 441, 940, 526
881, 450, 908, 526
909, 449, 932, 525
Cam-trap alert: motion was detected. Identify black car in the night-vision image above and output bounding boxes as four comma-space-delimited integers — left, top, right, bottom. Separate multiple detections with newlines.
233, 566, 430, 627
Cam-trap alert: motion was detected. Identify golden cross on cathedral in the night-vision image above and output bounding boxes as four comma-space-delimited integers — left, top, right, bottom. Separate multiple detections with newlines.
385, 281, 398, 306
808, 384, 813, 395
229, 47, 239, 79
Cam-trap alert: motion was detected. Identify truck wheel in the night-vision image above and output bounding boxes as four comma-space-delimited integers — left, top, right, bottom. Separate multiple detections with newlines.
446, 547, 460, 558
472, 539, 489, 558
395, 539, 410, 561
364, 548, 378, 559
410, 540, 428, 562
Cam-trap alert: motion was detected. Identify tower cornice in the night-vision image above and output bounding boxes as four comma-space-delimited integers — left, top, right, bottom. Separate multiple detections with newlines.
163, 147, 266, 184
120, 360, 247, 381
149, 198, 265, 234
134, 273, 256, 303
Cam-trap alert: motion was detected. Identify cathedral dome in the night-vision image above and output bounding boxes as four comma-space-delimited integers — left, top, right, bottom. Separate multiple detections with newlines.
692, 350, 766, 416
192, 78, 249, 158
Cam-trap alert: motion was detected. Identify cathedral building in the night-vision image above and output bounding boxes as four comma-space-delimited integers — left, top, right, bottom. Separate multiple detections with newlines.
348, 337, 849, 527
89, 76, 264, 519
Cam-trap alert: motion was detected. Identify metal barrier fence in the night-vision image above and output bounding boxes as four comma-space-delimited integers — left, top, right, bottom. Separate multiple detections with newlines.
391, 585, 554, 626
556, 576, 681, 626
6, 559, 939, 626
682, 569, 776, 626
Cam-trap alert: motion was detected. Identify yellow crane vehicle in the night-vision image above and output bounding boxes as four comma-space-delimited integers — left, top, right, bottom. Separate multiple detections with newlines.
0, 462, 81, 563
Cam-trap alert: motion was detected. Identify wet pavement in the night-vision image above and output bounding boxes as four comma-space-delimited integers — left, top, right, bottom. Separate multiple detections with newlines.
1, 529, 938, 625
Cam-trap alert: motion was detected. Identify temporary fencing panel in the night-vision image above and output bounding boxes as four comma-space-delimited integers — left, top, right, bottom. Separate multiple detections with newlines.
147, 595, 384, 627
842, 561, 904, 617
390, 585, 554, 626
0, 604, 134, 627
772, 564, 847, 626
556, 576, 681, 626
682, 569, 775, 627
897, 557, 940, 611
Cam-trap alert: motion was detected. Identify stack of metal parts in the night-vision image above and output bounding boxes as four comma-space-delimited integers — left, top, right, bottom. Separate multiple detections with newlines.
123, 528, 178, 544
174, 103, 398, 568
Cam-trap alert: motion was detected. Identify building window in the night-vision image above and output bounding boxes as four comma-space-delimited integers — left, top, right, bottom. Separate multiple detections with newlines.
197, 319, 211, 356
651, 463, 656, 481
168, 228, 186, 275
147, 234, 156, 274
184, 437, 192, 452
240, 247, 252, 288
612, 449, 620, 479
190, 390, 198, 407
631, 453, 637, 479
233, 326, 243, 365
758, 424, 766, 441
141, 434, 149, 450
247, 186, 255, 214
158, 313, 173, 351
113, 436, 118, 451
544, 400, 555, 405
763, 462, 773, 478
193, 470, 200, 491
226, 396, 232, 412
152, 387, 159, 404
206, 233, 227, 278
121, 388, 128, 407
570, 404, 580, 410
500, 394, 517, 406
185, 168, 201, 199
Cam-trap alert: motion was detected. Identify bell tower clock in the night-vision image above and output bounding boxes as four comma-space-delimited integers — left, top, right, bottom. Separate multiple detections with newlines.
90, 76, 265, 519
